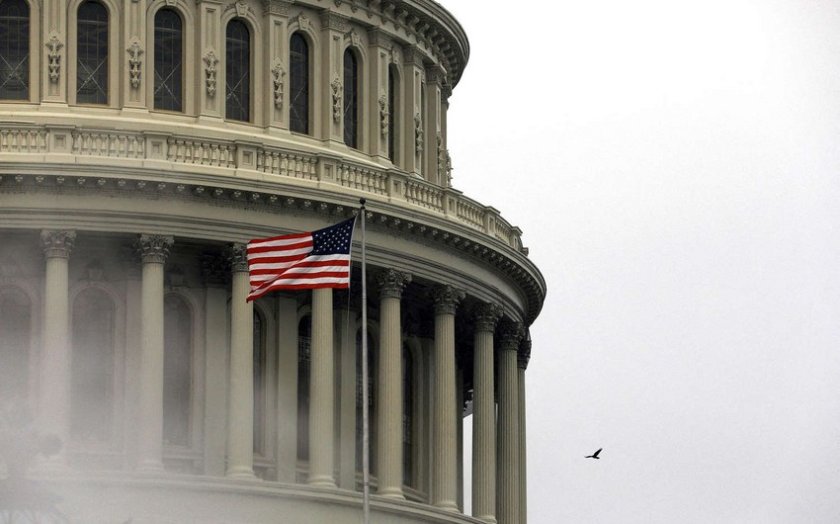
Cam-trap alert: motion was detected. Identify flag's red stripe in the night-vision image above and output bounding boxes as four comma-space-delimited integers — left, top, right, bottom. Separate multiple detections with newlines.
248, 232, 310, 244
247, 241, 313, 255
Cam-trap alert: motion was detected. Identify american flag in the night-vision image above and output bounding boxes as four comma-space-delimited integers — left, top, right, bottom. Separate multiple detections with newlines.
246, 217, 356, 301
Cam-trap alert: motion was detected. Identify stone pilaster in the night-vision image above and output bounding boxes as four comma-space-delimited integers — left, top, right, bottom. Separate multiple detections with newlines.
425, 65, 444, 185
375, 269, 412, 498
496, 320, 524, 524
226, 244, 256, 478
320, 12, 349, 145
430, 285, 464, 511
402, 48, 424, 176
472, 302, 503, 523
264, 0, 292, 129
136, 234, 173, 472
196, 0, 223, 119
38, 230, 75, 467
368, 29, 391, 162
308, 288, 336, 486
518, 339, 531, 524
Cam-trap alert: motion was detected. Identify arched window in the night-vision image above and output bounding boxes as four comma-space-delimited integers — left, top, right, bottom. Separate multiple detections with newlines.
225, 19, 250, 122
0, 0, 29, 100
296, 315, 311, 462
253, 310, 266, 455
355, 329, 377, 474
0, 288, 30, 402
163, 294, 191, 447
402, 344, 414, 487
343, 48, 359, 149
388, 65, 398, 163
71, 288, 115, 443
77, 1, 109, 105
289, 32, 310, 134
153, 8, 183, 112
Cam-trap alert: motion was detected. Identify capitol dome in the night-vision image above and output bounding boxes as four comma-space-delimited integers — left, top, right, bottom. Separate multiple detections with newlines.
0, 0, 545, 522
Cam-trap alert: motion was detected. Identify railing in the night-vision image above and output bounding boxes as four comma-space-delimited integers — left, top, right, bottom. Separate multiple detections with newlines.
0, 124, 527, 254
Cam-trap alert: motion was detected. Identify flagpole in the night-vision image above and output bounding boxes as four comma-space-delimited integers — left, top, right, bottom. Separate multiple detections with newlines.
359, 198, 370, 524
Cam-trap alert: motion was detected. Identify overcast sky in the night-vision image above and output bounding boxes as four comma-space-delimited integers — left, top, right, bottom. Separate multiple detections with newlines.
442, 1, 840, 522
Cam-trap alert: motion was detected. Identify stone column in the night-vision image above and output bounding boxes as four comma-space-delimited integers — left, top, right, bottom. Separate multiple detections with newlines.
39, 230, 75, 466
375, 269, 411, 498
226, 244, 255, 478
136, 234, 173, 472
518, 339, 531, 524
431, 285, 464, 511
308, 288, 335, 487
472, 303, 503, 523
496, 321, 524, 524
336, 292, 358, 489
275, 293, 299, 483
201, 254, 230, 477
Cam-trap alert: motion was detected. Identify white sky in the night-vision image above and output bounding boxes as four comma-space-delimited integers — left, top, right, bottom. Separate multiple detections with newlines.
442, 1, 840, 522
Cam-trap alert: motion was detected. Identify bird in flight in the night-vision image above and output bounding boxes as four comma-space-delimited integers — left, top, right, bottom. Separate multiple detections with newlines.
585, 448, 602, 459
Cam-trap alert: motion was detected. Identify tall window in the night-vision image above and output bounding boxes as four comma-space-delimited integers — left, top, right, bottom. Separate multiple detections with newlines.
154, 8, 183, 112
71, 288, 115, 443
297, 315, 311, 462
0, 0, 29, 100
0, 288, 30, 402
164, 294, 191, 447
343, 48, 358, 149
402, 344, 414, 487
253, 311, 266, 455
77, 1, 109, 105
388, 65, 398, 162
289, 32, 309, 134
225, 19, 250, 122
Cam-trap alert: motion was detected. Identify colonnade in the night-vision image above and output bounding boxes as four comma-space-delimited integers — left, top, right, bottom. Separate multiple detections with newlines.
36, 231, 530, 523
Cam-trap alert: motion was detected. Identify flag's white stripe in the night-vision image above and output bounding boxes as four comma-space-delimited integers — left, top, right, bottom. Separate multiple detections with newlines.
248, 235, 312, 249
248, 260, 307, 272
248, 253, 349, 266
247, 246, 312, 259
280, 265, 349, 275
263, 276, 349, 287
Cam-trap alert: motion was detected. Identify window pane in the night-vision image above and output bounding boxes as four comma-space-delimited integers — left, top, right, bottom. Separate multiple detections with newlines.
164, 295, 191, 446
77, 1, 108, 105
343, 49, 358, 148
71, 288, 115, 443
225, 20, 250, 122
289, 33, 310, 134
154, 8, 183, 112
0, 0, 29, 100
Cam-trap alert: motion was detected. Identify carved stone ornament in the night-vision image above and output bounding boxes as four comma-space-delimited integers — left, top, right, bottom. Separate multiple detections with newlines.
331, 76, 342, 123
203, 50, 219, 97
45, 33, 63, 84
376, 269, 411, 299
390, 45, 400, 65
498, 320, 525, 352
430, 285, 464, 315
40, 230, 76, 259
518, 339, 532, 370
229, 243, 249, 273
414, 113, 423, 155
347, 29, 361, 49
473, 302, 503, 333
127, 39, 144, 89
271, 60, 285, 110
292, 14, 313, 33
136, 234, 174, 264
444, 149, 452, 185
378, 95, 389, 137
225, 0, 250, 17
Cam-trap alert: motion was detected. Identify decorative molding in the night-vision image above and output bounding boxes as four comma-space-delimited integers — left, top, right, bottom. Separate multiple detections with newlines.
40, 230, 76, 259
271, 59, 285, 110
229, 243, 249, 272
136, 234, 174, 264
430, 285, 464, 316
378, 95, 389, 137
498, 320, 525, 352
203, 50, 219, 97
331, 76, 343, 123
376, 269, 411, 299
262, 0, 291, 16
320, 12, 348, 32
45, 33, 63, 84
414, 113, 423, 155
127, 39, 144, 89
473, 302, 503, 333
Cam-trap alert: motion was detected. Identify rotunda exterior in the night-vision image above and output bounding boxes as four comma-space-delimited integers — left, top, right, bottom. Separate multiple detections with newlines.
0, 0, 545, 523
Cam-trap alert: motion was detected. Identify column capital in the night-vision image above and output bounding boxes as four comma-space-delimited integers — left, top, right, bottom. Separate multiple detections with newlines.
403, 46, 425, 67
230, 243, 249, 273
431, 285, 465, 315
518, 339, 532, 370
425, 64, 446, 87
136, 234, 174, 264
472, 302, 503, 333
376, 269, 412, 300
498, 320, 525, 352
320, 11, 349, 32
40, 230, 76, 259
262, 0, 292, 16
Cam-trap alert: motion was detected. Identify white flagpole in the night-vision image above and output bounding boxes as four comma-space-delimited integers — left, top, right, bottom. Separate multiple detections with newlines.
360, 198, 370, 524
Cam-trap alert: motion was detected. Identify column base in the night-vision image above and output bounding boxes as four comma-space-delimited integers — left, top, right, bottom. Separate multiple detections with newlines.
475, 515, 497, 524
376, 486, 406, 500
307, 475, 337, 488
136, 459, 165, 473
433, 500, 460, 512
225, 467, 257, 480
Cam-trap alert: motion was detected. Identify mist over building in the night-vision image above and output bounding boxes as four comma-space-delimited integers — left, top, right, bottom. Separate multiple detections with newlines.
0, 0, 544, 522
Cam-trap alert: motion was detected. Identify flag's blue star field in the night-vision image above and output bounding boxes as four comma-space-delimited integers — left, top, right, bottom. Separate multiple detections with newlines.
311, 217, 355, 255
